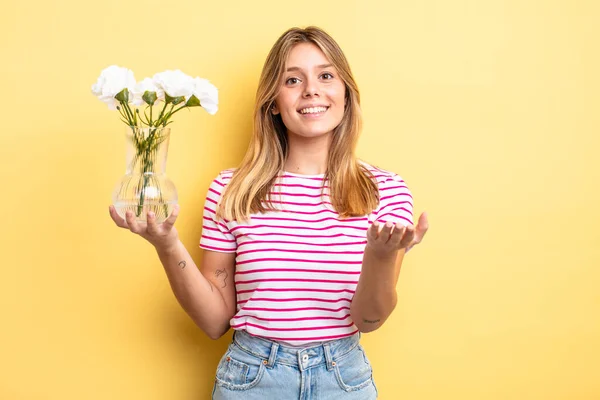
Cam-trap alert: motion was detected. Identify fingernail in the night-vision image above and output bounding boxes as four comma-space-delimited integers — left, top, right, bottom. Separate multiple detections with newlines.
148, 212, 155, 218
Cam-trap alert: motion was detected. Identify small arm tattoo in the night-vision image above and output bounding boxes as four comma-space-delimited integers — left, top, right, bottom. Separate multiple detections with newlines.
363, 318, 381, 324
215, 268, 228, 288
178, 261, 186, 269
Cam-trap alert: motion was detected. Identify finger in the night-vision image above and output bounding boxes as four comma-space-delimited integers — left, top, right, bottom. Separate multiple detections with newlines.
413, 212, 429, 243
388, 223, 405, 246
380, 221, 394, 242
399, 225, 415, 248
125, 210, 142, 234
367, 221, 379, 241
146, 211, 159, 235
108, 205, 127, 228
162, 204, 180, 231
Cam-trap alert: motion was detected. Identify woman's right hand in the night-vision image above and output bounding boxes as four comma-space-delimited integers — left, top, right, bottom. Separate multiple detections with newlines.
108, 205, 181, 253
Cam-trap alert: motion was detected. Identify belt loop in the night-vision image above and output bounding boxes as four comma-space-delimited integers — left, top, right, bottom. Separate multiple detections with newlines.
323, 342, 334, 371
266, 341, 279, 369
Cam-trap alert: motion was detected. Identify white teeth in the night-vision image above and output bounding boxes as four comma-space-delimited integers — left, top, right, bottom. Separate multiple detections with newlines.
299, 106, 328, 114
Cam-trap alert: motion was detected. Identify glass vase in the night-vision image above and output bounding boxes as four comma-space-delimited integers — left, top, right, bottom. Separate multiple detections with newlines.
112, 126, 177, 224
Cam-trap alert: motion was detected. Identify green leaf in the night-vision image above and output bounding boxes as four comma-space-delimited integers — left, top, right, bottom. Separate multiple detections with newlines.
186, 95, 201, 107
142, 91, 157, 106
114, 88, 129, 103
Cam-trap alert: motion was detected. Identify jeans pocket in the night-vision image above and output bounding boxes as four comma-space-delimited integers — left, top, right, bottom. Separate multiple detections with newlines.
215, 343, 266, 391
334, 345, 374, 392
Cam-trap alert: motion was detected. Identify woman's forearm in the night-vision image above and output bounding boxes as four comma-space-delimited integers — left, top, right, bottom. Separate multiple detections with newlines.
155, 240, 231, 339
350, 245, 404, 333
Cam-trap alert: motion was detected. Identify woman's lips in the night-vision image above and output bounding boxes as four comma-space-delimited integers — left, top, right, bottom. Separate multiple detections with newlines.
297, 106, 329, 118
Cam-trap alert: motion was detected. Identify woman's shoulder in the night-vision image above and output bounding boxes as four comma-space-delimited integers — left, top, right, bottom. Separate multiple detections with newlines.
211, 168, 237, 185
359, 160, 406, 187
204, 169, 237, 199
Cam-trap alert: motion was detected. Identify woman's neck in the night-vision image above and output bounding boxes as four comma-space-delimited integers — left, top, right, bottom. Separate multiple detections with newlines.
284, 132, 331, 175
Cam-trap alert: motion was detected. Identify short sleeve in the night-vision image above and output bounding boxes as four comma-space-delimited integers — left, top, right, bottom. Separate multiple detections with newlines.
198, 173, 238, 253
374, 173, 414, 227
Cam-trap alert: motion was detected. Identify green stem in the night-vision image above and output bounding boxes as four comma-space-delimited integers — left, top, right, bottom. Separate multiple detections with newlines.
167, 104, 187, 118
119, 102, 135, 126
160, 104, 187, 127
156, 102, 169, 126
122, 101, 136, 126
126, 102, 138, 126
130, 103, 138, 126
136, 126, 165, 217
140, 108, 150, 126
122, 102, 132, 121
117, 106, 127, 121
138, 154, 152, 216
156, 104, 174, 127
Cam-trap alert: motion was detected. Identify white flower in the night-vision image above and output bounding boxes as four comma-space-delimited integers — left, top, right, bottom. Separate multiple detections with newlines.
91, 65, 136, 110
191, 77, 219, 115
131, 78, 165, 106
152, 70, 194, 101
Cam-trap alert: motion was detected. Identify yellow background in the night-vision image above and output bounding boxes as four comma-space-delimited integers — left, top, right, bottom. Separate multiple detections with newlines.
1, 0, 598, 399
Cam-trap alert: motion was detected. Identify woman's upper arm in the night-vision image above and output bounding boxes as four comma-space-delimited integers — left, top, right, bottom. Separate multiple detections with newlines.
201, 249, 237, 318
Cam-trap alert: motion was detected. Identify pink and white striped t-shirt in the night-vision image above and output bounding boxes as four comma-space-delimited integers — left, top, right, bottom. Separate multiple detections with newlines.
199, 162, 414, 345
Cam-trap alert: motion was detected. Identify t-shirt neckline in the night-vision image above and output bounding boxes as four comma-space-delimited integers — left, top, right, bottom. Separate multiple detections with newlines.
282, 171, 326, 178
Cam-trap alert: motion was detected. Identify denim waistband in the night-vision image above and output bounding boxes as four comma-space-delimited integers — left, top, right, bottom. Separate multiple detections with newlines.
232, 329, 361, 371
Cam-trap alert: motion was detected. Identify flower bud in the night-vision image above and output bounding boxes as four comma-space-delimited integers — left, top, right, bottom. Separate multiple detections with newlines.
114, 88, 130, 103
142, 91, 158, 106
165, 93, 185, 105
186, 95, 201, 107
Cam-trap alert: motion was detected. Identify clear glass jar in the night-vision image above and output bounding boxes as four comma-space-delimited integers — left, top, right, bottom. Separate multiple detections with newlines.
112, 126, 177, 224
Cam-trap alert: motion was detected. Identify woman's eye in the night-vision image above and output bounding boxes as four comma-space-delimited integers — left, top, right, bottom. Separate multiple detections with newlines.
286, 77, 300, 85
321, 73, 334, 80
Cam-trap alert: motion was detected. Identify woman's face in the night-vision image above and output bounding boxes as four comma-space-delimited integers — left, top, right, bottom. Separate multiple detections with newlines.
272, 42, 346, 141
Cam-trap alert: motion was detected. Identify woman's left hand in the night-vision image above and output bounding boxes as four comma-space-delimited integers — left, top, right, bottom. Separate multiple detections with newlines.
367, 212, 429, 257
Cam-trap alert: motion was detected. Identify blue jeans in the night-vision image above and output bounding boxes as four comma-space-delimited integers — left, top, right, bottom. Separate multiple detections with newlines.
211, 329, 378, 399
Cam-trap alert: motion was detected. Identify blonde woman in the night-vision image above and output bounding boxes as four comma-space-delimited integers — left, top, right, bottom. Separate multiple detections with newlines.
110, 26, 429, 399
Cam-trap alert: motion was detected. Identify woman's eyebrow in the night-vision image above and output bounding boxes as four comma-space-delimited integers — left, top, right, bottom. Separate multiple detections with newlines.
286, 64, 333, 72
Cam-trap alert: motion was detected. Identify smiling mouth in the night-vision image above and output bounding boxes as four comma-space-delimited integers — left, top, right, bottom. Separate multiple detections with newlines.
298, 106, 329, 115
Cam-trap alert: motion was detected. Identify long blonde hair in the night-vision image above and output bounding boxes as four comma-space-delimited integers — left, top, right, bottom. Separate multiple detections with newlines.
218, 26, 379, 221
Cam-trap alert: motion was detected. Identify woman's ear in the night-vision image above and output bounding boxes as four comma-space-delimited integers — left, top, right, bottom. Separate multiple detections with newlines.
271, 104, 280, 115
